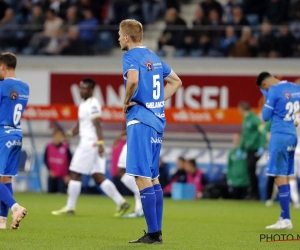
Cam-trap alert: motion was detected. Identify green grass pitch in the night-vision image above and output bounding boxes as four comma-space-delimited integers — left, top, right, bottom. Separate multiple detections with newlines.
1, 193, 300, 250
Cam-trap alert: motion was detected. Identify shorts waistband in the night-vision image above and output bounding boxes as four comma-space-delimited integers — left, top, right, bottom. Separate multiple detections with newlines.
127, 120, 141, 127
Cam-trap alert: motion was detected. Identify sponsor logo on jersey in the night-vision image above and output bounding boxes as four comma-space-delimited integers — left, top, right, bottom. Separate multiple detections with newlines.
145, 60, 153, 71
285, 92, 291, 100
155, 112, 165, 118
153, 62, 162, 69
151, 137, 162, 144
5, 140, 22, 148
10, 91, 18, 100
146, 101, 164, 109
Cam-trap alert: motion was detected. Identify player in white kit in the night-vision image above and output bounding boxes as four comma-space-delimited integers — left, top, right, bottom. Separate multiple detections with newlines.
52, 78, 130, 216
114, 129, 143, 218
290, 124, 300, 208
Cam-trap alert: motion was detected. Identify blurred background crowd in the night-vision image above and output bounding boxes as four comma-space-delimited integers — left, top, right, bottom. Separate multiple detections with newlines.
1, 0, 300, 57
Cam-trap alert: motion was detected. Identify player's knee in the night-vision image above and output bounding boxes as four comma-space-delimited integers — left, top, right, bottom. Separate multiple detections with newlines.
92, 173, 105, 184
117, 168, 125, 178
70, 171, 81, 181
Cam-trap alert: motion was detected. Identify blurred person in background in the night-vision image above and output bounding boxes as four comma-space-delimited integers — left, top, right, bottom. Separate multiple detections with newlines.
63, 5, 79, 28
264, 0, 289, 25
200, 0, 223, 20
44, 129, 71, 193
163, 157, 186, 196
275, 24, 296, 58
290, 120, 300, 209
226, 6, 249, 38
242, 0, 268, 24
78, 8, 98, 54
230, 26, 257, 57
157, 8, 187, 56
236, 101, 266, 200
290, 79, 300, 209
217, 26, 237, 56
141, 0, 163, 24
44, 26, 68, 55
0, 8, 18, 51
26, 8, 63, 54
175, 7, 211, 57
76, 0, 105, 21
206, 9, 224, 56
23, 5, 45, 47
257, 20, 277, 58
59, 25, 86, 55
0, 0, 8, 21
165, 0, 181, 12
184, 159, 203, 199
226, 133, 249, 200
289, 0, 300, 40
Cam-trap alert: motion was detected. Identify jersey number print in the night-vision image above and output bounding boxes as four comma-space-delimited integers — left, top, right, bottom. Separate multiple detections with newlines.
284, 101, 300, 121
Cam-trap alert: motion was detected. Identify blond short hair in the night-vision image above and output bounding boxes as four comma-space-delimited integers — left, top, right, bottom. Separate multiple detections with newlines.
119, 19, 143, 43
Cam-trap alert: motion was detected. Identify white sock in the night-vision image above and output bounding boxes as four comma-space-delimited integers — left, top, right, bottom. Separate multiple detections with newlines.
66, 180, 82, 210
121, 174, 142, 214
11, 203, 19, 212
100, 179, 125, 206
289, 179, 300, 205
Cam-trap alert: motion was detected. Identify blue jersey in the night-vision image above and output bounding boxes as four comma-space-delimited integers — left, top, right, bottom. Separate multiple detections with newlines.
0, 78, 29, 137
122, 46, 172, 133
262, 81, 300, 135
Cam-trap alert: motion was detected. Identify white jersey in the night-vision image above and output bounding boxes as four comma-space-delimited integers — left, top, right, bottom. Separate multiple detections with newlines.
70, 96, 105, 175
78, 96, 101, 141
294, 126, 300, 177
296, 126, 300, 156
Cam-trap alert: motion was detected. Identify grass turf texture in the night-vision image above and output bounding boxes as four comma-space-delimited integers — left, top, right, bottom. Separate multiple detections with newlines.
1, 193, 300, 250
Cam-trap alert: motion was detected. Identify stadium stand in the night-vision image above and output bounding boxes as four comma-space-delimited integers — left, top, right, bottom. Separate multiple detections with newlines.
0, 0, 300, 57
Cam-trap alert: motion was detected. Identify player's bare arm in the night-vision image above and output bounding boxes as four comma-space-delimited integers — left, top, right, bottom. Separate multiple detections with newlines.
68, 121, 79, 136
123, 70, 138, 113
295, 110, 300, 127
92, 117, 105, 156
164, 71, 182, 101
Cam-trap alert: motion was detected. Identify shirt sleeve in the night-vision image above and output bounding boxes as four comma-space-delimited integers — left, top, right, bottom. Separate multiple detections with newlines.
89, 98, 101, 119
123, 53, 139, 80
161, 60, 172, 79
262, 87, 276, 121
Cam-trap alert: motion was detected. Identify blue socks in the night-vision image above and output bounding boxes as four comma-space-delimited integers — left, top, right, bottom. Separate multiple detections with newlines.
0, 183, 13, 217
140, 186, 158, 233
153, 184, 163, 231
278, 184, 290, 220
0, 183, 16, 213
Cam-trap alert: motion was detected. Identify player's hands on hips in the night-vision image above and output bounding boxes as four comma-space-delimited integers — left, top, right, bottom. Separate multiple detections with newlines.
123, 101, 137, 114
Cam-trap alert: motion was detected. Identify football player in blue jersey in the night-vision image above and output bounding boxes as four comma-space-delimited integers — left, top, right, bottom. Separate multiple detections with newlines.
0, 52, 29, 229
256, 72, 300, 229
119, 19, 182, 244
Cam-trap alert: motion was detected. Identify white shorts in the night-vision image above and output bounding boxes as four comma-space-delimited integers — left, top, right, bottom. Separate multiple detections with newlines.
69, 140, 106, 175
117, 143, 127, 169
